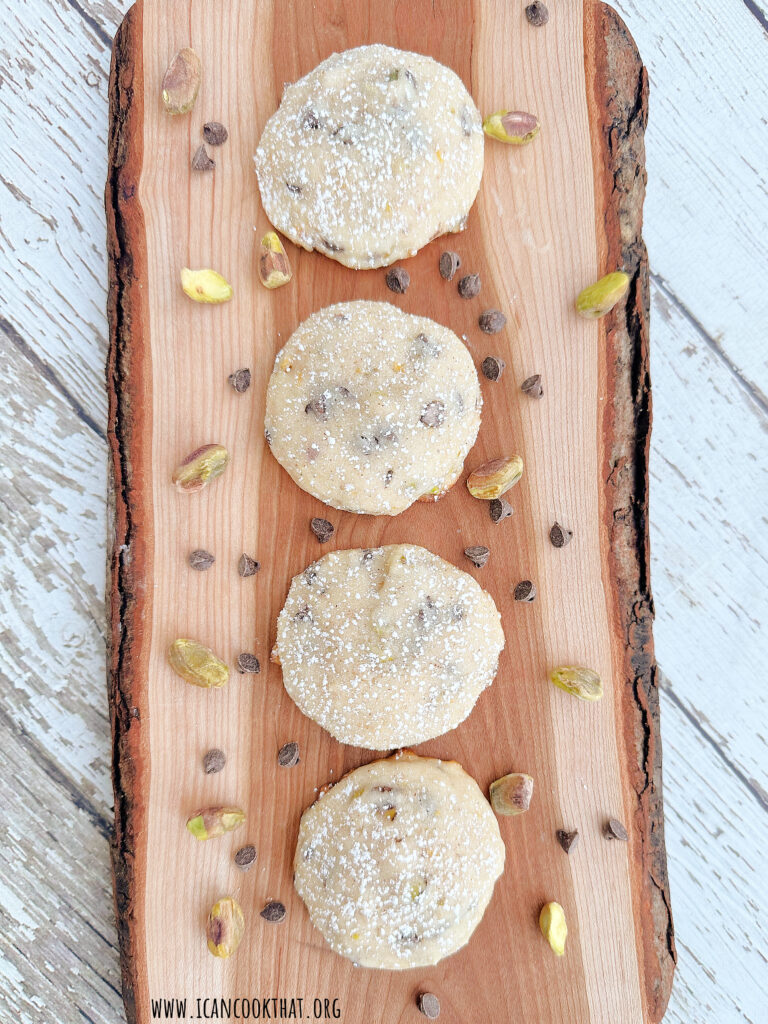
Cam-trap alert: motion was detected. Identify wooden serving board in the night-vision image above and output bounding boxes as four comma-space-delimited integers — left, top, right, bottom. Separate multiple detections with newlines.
106, 2, 675, 1021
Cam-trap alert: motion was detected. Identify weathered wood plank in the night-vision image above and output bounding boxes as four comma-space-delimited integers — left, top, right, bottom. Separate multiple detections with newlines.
612, 0, 768, 400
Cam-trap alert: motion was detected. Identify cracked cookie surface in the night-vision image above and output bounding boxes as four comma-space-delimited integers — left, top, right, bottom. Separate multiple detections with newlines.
294, 751, 505, 969
264, 301, 481, 515
254, 44, 483, 268
274, 544, 505, 748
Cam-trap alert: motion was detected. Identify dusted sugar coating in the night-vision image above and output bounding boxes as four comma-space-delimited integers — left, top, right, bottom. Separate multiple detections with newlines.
294, 751, 505, 969
264, 301, 482, 516
254, 45, 484, 268
274, 545, 505, 748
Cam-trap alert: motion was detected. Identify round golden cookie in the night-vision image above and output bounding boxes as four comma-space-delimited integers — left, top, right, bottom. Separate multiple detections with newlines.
294, 751, 505, 969
264, 301, 481, 516
274, 544, 505, 749
254, 44, 483, 269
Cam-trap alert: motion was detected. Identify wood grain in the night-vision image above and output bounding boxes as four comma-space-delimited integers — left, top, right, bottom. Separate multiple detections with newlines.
104, 2, 674, 1022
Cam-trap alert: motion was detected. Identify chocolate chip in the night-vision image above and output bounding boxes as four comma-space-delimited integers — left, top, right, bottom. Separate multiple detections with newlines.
549, 522, 573, 548
385, 266, 410, 294
418, 992, 441, 1019
604, 818, 629, 841
513, 579, 536, 602
191, 144, 214, 171
286, 182, 303, 197
478, 309, 507, 334
310, 517, 334, 543
234, 844, 257, 870
521, 373, 543, 398
237, 653, 261, 674
525, 1, 549, 27
277, 742, 300, 767
238, 554, 260, 577
305, 393, 328, 420
457, 273, 481, 298
302, 108, 321, 130
439, 251, 461, 280
556, 829, 580, 854
464, 545, 490, 568
419, 400, 445, 427
228, 367, 251, 393
411, 332, 441, 359
481, 355, 506, 381
188, 549, 215, 571
203, 121, 228, 145
203, 748, 225, 774
260, 901, 286, 923
489, 497, 513, 523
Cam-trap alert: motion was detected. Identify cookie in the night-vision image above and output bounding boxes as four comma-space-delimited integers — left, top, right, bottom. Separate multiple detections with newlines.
294, 751, 505, 969
254, 45, 483, 269
273, 544, 505, 749
264, 301, 481, 516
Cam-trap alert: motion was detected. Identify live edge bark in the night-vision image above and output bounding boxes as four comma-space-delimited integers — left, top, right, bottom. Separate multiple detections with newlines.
590, 4, 676, 1019
105, 3, 675, 1022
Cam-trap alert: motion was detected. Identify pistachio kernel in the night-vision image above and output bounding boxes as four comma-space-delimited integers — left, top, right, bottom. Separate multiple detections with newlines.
161, 47, 201, 115
181, 268, 233, 303
539, 901, 567, 956
172, 443, 229, 492
483, 110, 540, 145
206, 897, 245, 958
575, 271, 630, 318
186, 806, 245, 840
467, 455, 524, 500
168, 639, 229, 688
490, 772, 534, 816
549, 665, 603, 702
259, 231, 292, 289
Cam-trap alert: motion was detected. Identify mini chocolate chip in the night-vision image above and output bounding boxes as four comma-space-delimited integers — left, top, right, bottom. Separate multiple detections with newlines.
191, 144, 214, 171
418, 992, 441, 1019
362, 549, 374, 562
286, 181, 303, 197
384, 469, 394, 486
234, 844, 257, 870
464, 545, 490, 568
604, 817, 629, 841
481, 355, 506, 381
188, 549, 215, 571
489, 497, 513, 523
525, 1, 550, 27
478, 309, 507, 334
419, 400, 445, 428
203, 121, 228, 145
514, 579, 536, 602
556, 829, 580, 854
310, 517, 334, 543
238, 554, 260, 577
228, 367, 251, 393
302, 108, 321, 130
237, 653, 261, 674
385, 266, 410, 294
457, 273, 481, 298
439, 251, 461, 280
277, 742, 300, 767
303, 567, 318, 585
264, 428, 274, 445
260, 901, 286, 923
521, 373, 543, 398
549, 522, 573, 548
203, 748, 226, 774
294, 604, 313, 622
320, 237, 343, 253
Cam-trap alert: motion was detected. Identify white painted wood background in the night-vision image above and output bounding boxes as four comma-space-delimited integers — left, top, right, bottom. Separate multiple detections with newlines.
0, 1, 766, 1021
